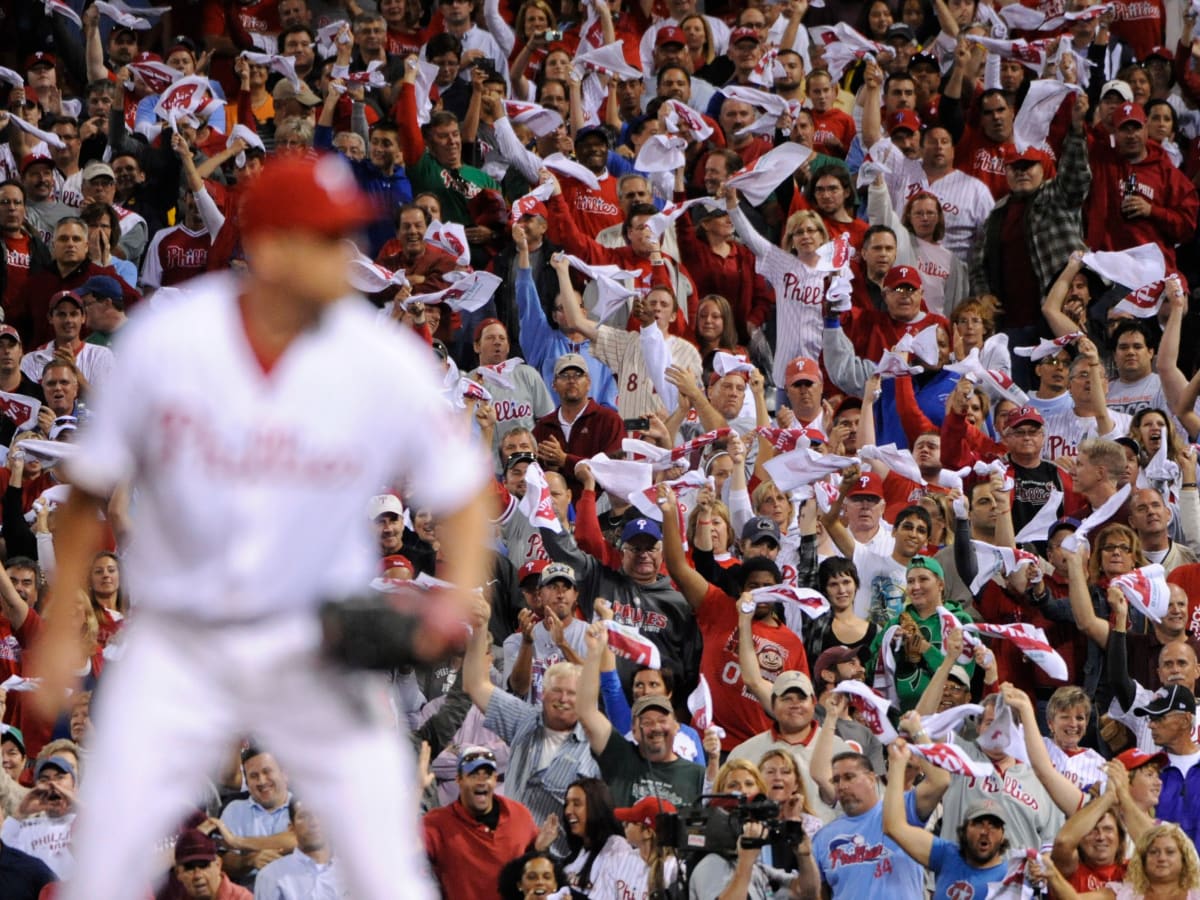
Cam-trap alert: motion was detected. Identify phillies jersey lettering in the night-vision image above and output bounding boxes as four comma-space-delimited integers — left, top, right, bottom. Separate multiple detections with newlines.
781, 274, 824, 304
963, 773, 1042, 811
611, 599, 669, 632
494, 400, 533, 423
1116, 0, 1159, 19
826, 835, 890, 869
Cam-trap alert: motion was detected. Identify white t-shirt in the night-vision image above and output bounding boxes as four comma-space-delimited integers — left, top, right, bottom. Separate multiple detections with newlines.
1107, 372, 1168, 418
851, 544, 906, 627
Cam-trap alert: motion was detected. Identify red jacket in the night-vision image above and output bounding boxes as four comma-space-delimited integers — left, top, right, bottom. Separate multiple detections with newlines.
675, 221, 775, 343
14, 261, 139, 347
841, 308, 950, 363
423, 795, 538, 900
532, 399, 625, 500
1085, 140, 1199, 271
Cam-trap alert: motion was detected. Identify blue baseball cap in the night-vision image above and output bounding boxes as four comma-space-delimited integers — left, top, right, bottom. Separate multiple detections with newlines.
78, 275, 122, 302
621, 518, 662, 543
457, 746, 498, 775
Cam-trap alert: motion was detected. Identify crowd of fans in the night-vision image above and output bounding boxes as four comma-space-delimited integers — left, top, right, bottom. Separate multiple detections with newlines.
3, 0, 1200, 897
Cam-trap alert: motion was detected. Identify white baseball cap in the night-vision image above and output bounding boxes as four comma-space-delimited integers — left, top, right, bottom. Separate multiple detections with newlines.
368, 494, 404, 520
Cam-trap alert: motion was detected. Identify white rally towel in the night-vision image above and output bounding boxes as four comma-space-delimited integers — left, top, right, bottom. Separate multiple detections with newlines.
604, 620, 662, 668
0, 67, 23, 88
832, 680, 898, 743
1145, 438, 1181, 487
1110, 564, 1171, 624
967, 622, 1069, 681
6, 116, 67, 150
1013, 489, 1064, 543
748, 49, 787, 89
630, 469, 710, 522
808, 24, 886, 80
240, 51, 303, 92
42, 0, 82, 27
0, 674, 42, 692
922, 703, 985, 741
1061, 482, 1131, 552
640, 325, 680, 413
663, 100, 714, 141
687, 674, 727, 738
874, 349, 924, 379
226, 124, 265, 168
755, 426, 822, 454
584, 453, 654, 499
510, 182, 555, 223
909, 741, 996, 778
95, 1, 154, 29
0, 391, 41, 432
763, 448, 858, 493
560, 253, 639, 320
968, 36, 1054, 71
1012, 79, 1079, 151
945, 348, 1031, 407
459, 377, 492, 404
477, 357, 524, 391
645, 197, 722, 240
1013, 332, 1083, 362
858, 444, 925, 484
152, 75, 213, 123
749, 584, 830, 619
1081, 243, 1166, 293
316, 20, 351, 58
813, 232, 853, 273
725, 143, 812, 206
420, 271, 503, 312
635, 134, 688, 173
969, 541, 1039, 594
543, 152, 602, 190
519, 461, 563, 534
984, 850, 1039, 900
425, 220, 470, 267
504, 100, 563, 138
128, 58, 181, 94
572, 41, 643, 82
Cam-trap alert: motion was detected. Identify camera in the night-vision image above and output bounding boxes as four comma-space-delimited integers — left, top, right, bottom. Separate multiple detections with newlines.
657, 794, 805, 858
542, 29, 564, 41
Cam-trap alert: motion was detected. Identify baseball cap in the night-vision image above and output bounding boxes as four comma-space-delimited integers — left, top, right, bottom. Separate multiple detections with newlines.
519, 559, 550, 584
458, 745, 499, 775
0, 725, 25, 753
174, 829, 219, 866
1114, 102, 1147, 128
1100, 79, 1134, 103
575, 125, 612, 147
78, 275, 123, 302
381, 554, 414, 574
772, 670, 814, 698
1004, 146, 1051, 167
785, 357, 821, 385
367, 494, 404, 520
1047, 516, 1081, 541
1114, 435, 1141, 456
505, 452, 536, 473
133, 51, 163, 64
730, 26, 761, 45
813, 644, 866, 676
656, 25, 686, 47
554, 353, 588, 378
847, 471, 885, 500
0, 325, 21, 345
908, 52, 939, 71
272, 78, 322, 107
25, 51, 56, 70
1145, 45, 1174, 62
168, 36, 199, 58
889, 109, 922, 135
964, 798, 1007, 826
1133, 684, 1196, 718
907, 555, 944, 580
885, 23, 917, 43
539, 561, 577, 587
948, 664, 971, 686
614, 796, 677, 827
1006, 406, 1044, 430
884, 265, 922, 290
35, 755, 76, 781
82, 161, 115, 182
741, 515, 782, 546
621, 518, 662, 543
1116, 748, 1168, 771
632, 695, 673, 717
19, 153, 54, 175
49, 290, 82, 311
239, 154, 373, 238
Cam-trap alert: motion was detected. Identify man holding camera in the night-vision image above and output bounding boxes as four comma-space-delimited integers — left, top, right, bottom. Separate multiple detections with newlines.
690, 817, 822, 900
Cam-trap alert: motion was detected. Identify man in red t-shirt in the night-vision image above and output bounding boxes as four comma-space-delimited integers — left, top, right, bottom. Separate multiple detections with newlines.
0, 182, 49, 314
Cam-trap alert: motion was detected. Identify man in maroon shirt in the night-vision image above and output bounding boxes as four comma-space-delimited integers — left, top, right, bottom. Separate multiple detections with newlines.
14, 218, 138, 347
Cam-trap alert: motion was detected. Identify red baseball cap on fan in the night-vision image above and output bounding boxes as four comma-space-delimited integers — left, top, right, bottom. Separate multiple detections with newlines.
1113, 102, 1147, 128
785, 357, 821, 385
889, 109, 922, 135
847, 471, 885, 499
239, 154, 373, 237
656, 26, 686, 47
884, 265, 922, 290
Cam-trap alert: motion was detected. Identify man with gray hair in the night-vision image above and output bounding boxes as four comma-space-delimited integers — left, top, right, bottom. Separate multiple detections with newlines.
462, 598, 598, 854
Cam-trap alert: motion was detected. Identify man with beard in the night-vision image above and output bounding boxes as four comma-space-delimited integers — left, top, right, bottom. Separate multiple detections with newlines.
884, 744, 1008, 896
502, 563, 588, 703
463, 594, 598, 856
577, 622, 706, 806
423, 743, 540, 897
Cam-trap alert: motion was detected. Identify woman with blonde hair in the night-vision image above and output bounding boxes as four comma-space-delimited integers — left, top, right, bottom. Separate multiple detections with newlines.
950, 295, 1010, 375
688, 499, 736, 567
758, 749, 823, 838
680, 13, 716, 70
726, 187, 830, 397
1032, 822, 1200, 898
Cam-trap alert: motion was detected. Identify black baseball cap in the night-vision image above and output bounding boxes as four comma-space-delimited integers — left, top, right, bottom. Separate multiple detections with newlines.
1134, 685, 1196, 719
504, 452, 536, 473
741, 515, 781, 546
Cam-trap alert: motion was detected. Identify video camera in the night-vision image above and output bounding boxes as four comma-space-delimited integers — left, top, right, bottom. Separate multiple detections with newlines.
656, 794, 807, 858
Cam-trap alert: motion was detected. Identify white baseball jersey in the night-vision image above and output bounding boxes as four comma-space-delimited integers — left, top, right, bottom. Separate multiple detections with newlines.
563, 833, 652, 899
887, 158, 995, 261
1041, 406, 1132, 461
593, 323, 701, 420
21, 340, 116, 388
55, 170, 84, 210
1045, 737, 1108, 792
66, 274, 489, 621
729, 206, 826, 386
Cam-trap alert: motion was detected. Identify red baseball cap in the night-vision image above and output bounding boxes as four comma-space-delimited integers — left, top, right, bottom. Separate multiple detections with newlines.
888, 109, 922, 135
1005, 406, 1044, 430
730, 26, 761, 45
381, 554, 414, 574
656, 26, 686, 47
25, 51, 56, 70
1003, 146, 1052, 167
614, 796, 677, 827
135, 51, 164, 64
518, 559, 551, 584
884, 265, 922, 290
1145, 45, 1173, 62
239, 154, 373, 238
0, 326, 20, 344
19, 153, 54, 175
1114, 102, 1147, 128
785, 357, 821, 385
1116, 748, 1167, 771
847, 470, 885, 499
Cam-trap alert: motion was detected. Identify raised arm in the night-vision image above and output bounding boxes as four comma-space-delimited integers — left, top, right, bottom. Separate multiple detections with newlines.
659, 485, 711, 612
1156, 282, 1200, 438
1041, 252, 1088, 338
1051, 784, 1118, 878
882, 741, 934, 865
860, 59, 884, 150
550, 248, 600, 343
738, 598, 774, 712
1066, 546, 1109, 646
820, 466, 862, 560
1002, 683, 1085, 816
578, 621, 615, 753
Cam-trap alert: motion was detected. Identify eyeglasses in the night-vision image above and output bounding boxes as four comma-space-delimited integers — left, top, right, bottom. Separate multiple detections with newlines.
180, 861, 214, 871
1100, 544, 1132, 554
1007, 427, 1041, 437
555, 370, 587, 381
888, 285, 918, 295
624, 543, 661, 556
1037, 358, 1067, 368
460, 749, 497, 765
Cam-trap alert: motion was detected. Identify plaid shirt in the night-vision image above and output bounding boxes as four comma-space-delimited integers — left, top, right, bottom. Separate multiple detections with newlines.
970, 130, 1092, 307
483, 688, 600, 854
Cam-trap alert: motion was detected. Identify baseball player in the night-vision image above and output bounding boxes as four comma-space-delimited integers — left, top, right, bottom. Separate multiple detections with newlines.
35, 154, 492, 900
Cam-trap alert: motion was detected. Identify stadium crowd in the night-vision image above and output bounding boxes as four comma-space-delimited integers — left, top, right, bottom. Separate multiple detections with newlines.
3, 0, 1200, 897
